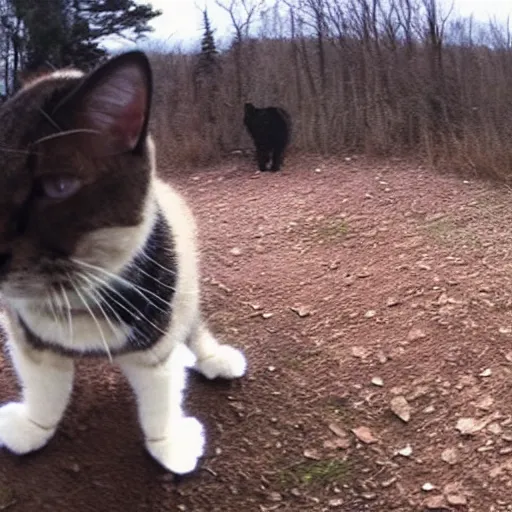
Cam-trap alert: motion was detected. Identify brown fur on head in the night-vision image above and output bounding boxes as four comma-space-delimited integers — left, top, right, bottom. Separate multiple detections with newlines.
0, 51, 154, 299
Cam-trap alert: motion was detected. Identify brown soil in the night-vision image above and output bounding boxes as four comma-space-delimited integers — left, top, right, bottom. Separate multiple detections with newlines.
2, 155, 512, 511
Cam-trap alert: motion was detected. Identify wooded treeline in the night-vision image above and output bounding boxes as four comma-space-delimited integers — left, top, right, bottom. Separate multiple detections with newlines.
2, 0, 512, 180
0, 0, 161, 95
150, 0, 512, 180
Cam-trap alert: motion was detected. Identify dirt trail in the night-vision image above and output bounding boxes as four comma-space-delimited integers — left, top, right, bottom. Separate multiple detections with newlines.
2, 155, 512, 511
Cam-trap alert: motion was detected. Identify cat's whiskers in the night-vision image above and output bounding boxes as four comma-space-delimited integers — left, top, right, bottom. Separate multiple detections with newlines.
75, 270, 168, 365
80, 274, 164, 365
139, 249, 177, 277
32, 128, 101, 146
68, 275, 113, 363
71, 257, 170, 313
75, 270, 169, 338
46, 287, 65, 340
129, 261, 176, 291
78, 281, 122, 352
59, 283, 74, 343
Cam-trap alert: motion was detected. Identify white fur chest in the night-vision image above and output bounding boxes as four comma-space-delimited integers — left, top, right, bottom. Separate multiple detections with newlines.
8, 298, 132, 354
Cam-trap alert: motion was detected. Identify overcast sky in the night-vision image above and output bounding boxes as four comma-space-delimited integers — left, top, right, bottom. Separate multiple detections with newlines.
116, 0, 512, 51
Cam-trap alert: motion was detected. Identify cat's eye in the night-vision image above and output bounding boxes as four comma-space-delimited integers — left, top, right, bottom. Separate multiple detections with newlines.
40, 175, 82, 200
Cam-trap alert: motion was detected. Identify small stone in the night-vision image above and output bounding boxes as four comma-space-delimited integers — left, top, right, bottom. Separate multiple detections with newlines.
488, 423, 502, 435
268, 492, 283, 502
422, 482, 435, 492
456, 417, 486, 435
351, 346, 369, 359
397, 444, 413, 457
303, 449, 321, 460
381, 477, 397, 488
407, 385, 430, 401
63, 462, 80, 474
267, 366, 276, 372
441, 448, 459, 465
386, 297, 400, 307
476, 396, 494, 410
479, 368, 492, 377
371, 377, 384, 387
376, 350, 388, 363
261, 312, 274, 319
351, 426, 378, 444
364, 310, 377, 318
446, 494, 467, 506
323, 438, 351, 450
290, 306, 311, 318
328, 498, 344, 508
424, 495, 448, 509
230, 247, 242, 256
390, 396, 412, 422
361, 492, 377, 500
328, 423, 349, 438
437, 292, 449, 305
456, 375, 477, 389
408, 327, 426, 342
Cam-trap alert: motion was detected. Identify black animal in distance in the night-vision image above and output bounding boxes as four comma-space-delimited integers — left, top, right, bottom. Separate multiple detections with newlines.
243, 102, 291, 172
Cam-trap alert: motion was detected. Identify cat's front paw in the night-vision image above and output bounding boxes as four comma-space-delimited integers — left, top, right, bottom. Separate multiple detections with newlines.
195, 345, 247, 380
0, 402, 56, 454
146, 416, 205, 474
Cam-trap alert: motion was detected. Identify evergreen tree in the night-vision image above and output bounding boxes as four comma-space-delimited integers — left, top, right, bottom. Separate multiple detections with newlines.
194, 10, 221, 123
10, 0, 161, 73
195, 9, 221, 80
200, 9, 217, 64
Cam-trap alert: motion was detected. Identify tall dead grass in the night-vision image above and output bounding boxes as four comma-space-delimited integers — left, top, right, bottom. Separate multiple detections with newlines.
149, 0, 512, 181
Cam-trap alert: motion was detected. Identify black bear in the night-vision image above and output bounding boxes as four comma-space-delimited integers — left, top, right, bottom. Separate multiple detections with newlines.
243, 102, 291, 172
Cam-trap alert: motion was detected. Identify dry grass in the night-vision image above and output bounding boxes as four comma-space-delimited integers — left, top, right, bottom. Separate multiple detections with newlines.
148, 0, 512, 181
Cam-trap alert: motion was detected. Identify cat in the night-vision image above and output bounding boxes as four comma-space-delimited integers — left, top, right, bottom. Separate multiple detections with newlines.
0, 50, 247, 475
243, 102, 291, 172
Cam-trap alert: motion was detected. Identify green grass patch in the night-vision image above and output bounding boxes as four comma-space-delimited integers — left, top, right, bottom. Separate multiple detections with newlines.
314, 219, 349, 241
279, 459, 350, 487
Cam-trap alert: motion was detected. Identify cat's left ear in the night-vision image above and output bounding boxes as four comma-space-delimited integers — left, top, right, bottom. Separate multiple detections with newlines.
55, 51, 152, 155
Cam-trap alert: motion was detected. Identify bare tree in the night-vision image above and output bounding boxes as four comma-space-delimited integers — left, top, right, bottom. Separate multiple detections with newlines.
215, 0, 266, 101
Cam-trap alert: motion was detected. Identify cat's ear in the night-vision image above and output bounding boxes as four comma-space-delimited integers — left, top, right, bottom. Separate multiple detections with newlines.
55, 51, 152, 155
